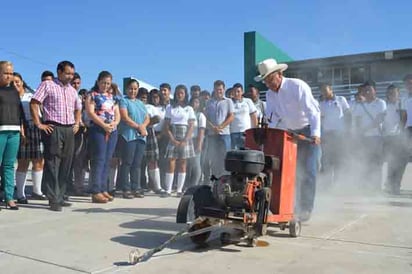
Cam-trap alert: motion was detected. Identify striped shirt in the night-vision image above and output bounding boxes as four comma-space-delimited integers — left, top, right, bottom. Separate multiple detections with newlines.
32, 79, 82, 125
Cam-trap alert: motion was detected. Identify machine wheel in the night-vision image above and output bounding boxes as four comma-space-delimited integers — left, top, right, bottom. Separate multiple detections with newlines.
188, 219, 212, 245
176, 185, 214, 224
288, 220, 301, 238
220, 232, 232, 245
176, 195, 196, 224
255, 187, 271, 236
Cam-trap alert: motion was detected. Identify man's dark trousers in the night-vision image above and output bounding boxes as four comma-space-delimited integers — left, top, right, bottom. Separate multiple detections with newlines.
42, 125, 75, 204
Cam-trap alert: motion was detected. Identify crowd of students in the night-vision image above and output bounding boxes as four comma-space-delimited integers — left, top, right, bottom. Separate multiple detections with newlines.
318, 79, 412, 195
0, 60, 265, 211
0, 59, 410, 212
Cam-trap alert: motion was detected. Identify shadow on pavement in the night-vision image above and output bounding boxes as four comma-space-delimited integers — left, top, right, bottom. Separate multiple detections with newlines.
119, 218, 184, 231
111, 230, 180, 249
12, 203, 49, 210
73, 207, 177, 216
385, 201, 412, 207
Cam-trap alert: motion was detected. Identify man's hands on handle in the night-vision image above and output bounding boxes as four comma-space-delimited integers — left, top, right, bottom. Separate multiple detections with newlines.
289, 130, 321, 145
311, 136, 321, 145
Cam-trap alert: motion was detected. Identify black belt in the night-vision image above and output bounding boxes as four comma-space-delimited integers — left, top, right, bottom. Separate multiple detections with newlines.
44, 121, 74, 127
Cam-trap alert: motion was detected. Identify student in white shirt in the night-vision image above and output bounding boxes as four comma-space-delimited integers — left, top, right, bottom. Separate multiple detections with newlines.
403, 74, 412, 147
158, 84, 171, 190
382, 84, 407, 195
138, 88, 166, 195
247, 84, 266, 122
319, 83, 350, 188
394, 74, 412, 194
230, 83, 257, 149
352, 81, 386, 192
255, 58, 320, 222
349, 86, 366, 135
13, 72, 46, 204
344, 86, 367, 184
185, 97, 206, 188
164, 85, 196, 197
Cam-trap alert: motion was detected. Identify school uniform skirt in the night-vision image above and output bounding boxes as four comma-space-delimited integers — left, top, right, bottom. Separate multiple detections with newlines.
144, 127, 159, 161
165, 125, 195, 159
18, 122, 43, 159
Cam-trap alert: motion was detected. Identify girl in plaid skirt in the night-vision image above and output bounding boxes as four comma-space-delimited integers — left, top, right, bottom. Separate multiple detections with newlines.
13, 73, 46, 204
164, 85, 196, 196
142, 89, 166, 194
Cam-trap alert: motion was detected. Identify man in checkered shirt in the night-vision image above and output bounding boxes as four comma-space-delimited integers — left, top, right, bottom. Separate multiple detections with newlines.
30, 61, 82, 211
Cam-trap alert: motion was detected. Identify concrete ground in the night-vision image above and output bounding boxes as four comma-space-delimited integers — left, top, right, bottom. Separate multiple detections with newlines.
1, 167, 412, 274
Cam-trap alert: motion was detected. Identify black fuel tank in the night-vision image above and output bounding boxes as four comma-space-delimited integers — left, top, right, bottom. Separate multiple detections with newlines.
224, 150, 265, 175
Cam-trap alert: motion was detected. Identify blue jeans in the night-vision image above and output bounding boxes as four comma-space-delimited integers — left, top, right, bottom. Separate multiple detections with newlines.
294, 127, 320, 214
230, 132, 245, 149
0, 131, 20, 201
207, 134, 231, 177
118, 137, 146, 192
89, 127, 118, 194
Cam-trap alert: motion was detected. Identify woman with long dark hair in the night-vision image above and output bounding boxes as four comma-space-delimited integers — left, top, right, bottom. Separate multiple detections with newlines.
185, 97, 206, 187
141, 89, 166, 194
13, 72, 46, 204
163, 85, 196, 197
85, 71, 120, 203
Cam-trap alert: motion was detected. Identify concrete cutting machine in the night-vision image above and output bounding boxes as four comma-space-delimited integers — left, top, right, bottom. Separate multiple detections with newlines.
176, 127, 301, 246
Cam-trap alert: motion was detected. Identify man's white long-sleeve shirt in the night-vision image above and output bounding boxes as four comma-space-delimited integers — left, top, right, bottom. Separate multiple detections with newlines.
265, 77, 321, 137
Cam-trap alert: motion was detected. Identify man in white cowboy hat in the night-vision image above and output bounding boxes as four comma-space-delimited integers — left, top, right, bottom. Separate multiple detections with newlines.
255, 58, 321, 221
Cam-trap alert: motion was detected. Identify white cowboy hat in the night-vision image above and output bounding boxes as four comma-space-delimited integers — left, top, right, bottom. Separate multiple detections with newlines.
254, 58, 288, 82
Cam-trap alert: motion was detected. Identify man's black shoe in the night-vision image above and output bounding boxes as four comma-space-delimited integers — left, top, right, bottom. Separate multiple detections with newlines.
48, 201, 72, 207
63, 195, 69, 201
60, 201, 72, 207
49, 203, 62, 212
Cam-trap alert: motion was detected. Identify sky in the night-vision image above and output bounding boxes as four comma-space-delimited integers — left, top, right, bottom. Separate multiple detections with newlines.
1, 0, 412, 92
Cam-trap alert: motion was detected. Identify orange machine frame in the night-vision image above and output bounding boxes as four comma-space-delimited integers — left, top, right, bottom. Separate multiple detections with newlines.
245, 128, 297, 223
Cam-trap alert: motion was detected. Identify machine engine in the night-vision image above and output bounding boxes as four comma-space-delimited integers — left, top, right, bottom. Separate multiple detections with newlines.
212, 173, 265, 210
212, 150, 266, 210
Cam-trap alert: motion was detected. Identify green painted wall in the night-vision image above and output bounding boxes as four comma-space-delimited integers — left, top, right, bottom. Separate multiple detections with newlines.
123, 77, 134, 95
244, 31, 293, 90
